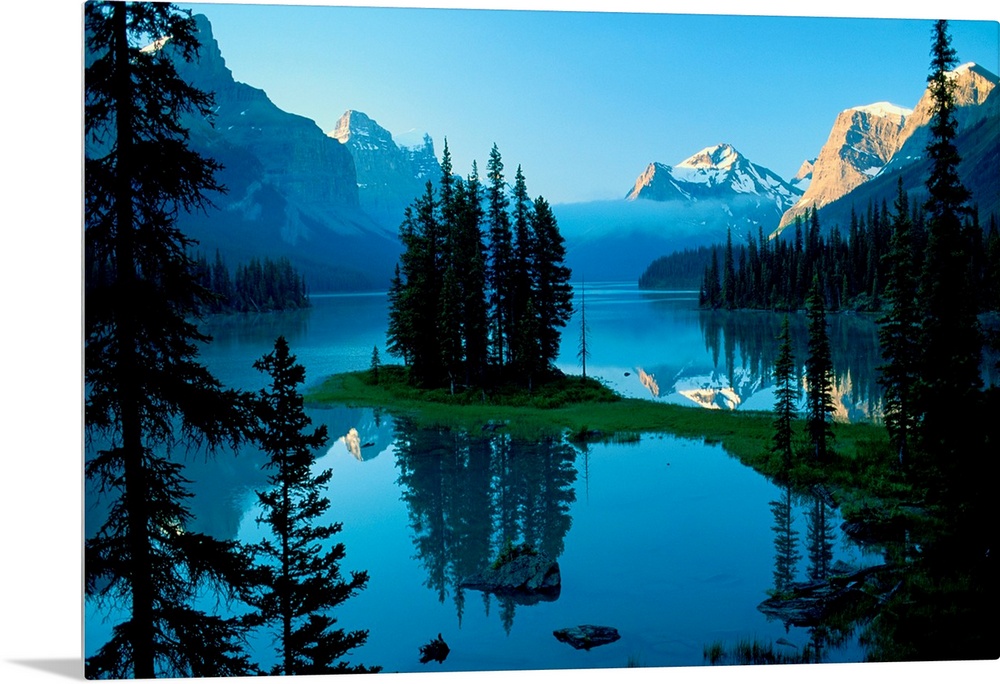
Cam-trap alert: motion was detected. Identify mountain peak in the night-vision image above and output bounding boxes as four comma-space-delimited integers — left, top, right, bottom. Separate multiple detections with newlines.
850, 102, 912, 121
677, 143, 742, 170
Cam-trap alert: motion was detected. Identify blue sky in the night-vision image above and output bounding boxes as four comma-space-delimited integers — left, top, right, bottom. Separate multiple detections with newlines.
186, 1, 998, 204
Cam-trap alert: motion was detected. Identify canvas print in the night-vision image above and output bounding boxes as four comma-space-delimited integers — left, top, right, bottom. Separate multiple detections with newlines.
83, 0, 999, 679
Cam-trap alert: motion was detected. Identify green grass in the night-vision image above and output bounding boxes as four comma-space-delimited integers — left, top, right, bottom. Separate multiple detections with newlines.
306, 365, 894, 499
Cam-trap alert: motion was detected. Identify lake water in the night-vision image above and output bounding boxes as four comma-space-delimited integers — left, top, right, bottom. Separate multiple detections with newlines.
85, 283, 888, 673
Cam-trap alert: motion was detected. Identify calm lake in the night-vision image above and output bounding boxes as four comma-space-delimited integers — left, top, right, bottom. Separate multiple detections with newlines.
86, 283, 891, 672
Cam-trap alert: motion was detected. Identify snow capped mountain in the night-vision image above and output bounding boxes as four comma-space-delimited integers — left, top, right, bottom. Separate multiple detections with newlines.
776, 62, 998, 235
623, 143, 802, 237
559, 144, 802, 279
881, 62, 998, 175
329, 111, 441, 225
626, 144, 802, 215
776, 102, 912, 231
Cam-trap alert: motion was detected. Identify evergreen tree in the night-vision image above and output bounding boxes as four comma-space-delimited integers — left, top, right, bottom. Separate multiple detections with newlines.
396, 183, 446, 385
486, 144, 513, 370
508, 165, 535, 371
370, 345, 381, 385
914, 19, 984, 490
386, 262, 412, 365
707, 248, 721, 309
804, 277, 835, 462
248, 337, 378, 675
211, 249, 233, 309
577, 277, 591, 380
457, 162, 490, 385
877, 178, 921, 466
437, 142, 464, 390
772, 315, 799, 472
722, 226, 736, 310
529, 196, 574, 374
84, 2, 256, 677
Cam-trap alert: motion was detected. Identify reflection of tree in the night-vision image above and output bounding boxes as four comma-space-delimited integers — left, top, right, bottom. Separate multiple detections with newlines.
806, 499, 836, 582
762, 488, 855, 664
394, 420, 577, 629
699, 310, 883, 420
769, 486, 799, 596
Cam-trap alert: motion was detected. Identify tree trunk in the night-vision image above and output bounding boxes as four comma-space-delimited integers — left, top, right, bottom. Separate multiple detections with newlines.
112, 4, 155, 678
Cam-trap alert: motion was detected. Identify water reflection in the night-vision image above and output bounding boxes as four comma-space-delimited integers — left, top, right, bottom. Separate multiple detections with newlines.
392, 420, 577, 632
760, 483, 870, 664
697, 310, 884, 421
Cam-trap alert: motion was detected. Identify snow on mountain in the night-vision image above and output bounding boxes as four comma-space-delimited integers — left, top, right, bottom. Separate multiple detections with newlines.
625, 143, 802, 223
776, 62, 998, 235
776, 103, 910, 232
329, 111, 441, 224
851, 101, 913, 119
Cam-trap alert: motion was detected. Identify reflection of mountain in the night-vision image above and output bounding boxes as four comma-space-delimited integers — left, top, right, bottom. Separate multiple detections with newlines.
633, 310, 885, 422
393, 421, 577, 630
322, 408, 395, 461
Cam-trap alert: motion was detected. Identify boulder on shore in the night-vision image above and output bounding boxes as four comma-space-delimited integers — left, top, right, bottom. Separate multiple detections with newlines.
553, 625, 621, 650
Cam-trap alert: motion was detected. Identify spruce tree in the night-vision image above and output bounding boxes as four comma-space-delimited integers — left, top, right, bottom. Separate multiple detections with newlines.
437, 142, 464, 390
877, 178, 921, 467
386, 262, 412, 365
772, 315, 799, 472
457, 162, 490, 386
722, 226, 736, 310
84, 2, 256, 677
248, 337, 378, 675
486, 144, 513, 370
508, 164, 534, 372
530, 196, 574, 374
915, 19, 984, 489
804, 277, 836, 462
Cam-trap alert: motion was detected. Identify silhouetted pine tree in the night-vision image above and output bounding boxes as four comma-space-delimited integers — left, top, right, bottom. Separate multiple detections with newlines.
530, 196, 574, 375
914, 19, 984, 494
804, 277, 836, 462
248, 337, 378, 676
722, 227, 736, 310
457, 162, 490, 386
84, 2, 256, 677
508, 165, 534, 372
486, 144, 513, 370
878, 178, 921, 467
772, 315, 799, 472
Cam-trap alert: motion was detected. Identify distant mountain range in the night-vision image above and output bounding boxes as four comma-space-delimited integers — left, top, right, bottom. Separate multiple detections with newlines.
562, 62, 998, 279
556, 144, 803, 279
625, 143, 802, 221
147, 15, 435, 291
100, 14, 998, 289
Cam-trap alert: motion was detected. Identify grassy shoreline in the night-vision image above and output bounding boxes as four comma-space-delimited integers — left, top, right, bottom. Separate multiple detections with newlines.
306, 365, 891, 499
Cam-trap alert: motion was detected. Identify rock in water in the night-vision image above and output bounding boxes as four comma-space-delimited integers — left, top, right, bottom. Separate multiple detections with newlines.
460, 545, 561, 603
553, 625, 621, 650
419, 633, 450, 664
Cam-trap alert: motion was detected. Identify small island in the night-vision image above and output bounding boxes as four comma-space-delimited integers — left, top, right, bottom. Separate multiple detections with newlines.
306, 364, 888, 496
